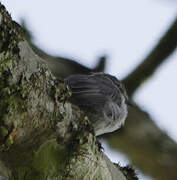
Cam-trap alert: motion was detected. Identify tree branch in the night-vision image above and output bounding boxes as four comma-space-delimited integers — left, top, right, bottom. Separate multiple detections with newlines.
21, 19, 107, 78
104, 104, 177, 180
123, 17, 177, 97
0, 3, 130, 180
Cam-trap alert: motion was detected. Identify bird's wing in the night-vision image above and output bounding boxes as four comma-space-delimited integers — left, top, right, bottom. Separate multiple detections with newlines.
65, 74, 106, 107
65, 74, 121, 114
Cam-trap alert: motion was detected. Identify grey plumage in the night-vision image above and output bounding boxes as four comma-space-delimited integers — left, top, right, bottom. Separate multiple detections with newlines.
65, 73, 128, 136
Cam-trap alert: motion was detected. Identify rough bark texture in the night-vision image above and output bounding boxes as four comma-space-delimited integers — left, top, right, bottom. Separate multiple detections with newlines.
1, 2, 176, 180
24, 14, 177, 179
20, 10, 177, 180
0, 4, 129, 180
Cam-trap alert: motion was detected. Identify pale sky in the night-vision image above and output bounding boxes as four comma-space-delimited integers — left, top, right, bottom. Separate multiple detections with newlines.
1, 1, 177, 179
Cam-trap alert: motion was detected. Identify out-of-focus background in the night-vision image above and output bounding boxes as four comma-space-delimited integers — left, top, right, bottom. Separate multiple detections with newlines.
2, 1, 177, 179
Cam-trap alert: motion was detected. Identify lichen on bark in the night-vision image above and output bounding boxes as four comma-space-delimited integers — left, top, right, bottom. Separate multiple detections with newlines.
0, 3, 128, 180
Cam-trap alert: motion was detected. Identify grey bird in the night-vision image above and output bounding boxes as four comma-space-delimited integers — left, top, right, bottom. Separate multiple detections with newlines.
65, 73, 129, 136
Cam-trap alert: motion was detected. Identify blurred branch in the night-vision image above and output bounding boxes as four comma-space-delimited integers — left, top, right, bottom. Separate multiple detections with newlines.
103, 104, 177, 180
21, 19, 107, 78
104, 17, 177, 180
123, 17, 177, 97
20, 16, 177, 180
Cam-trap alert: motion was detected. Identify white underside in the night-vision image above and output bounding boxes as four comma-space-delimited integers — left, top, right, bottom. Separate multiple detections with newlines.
94, 101, 128, 136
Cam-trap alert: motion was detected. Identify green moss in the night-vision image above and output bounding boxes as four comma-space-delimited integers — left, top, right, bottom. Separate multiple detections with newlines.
7, 93, 25, 113
5, 135, 13, 147
31, 140, 68, 179
0, 91, 26, 125
0, 5, 23, 54
17, 167, 31, 180
0, 126, 8, 138
7, 140, 70, 180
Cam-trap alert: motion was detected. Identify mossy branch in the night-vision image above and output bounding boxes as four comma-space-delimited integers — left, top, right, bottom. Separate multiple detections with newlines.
0, 3, 130, 180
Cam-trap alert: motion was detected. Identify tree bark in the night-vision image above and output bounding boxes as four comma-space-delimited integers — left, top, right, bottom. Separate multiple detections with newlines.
0, 3, 128, 180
